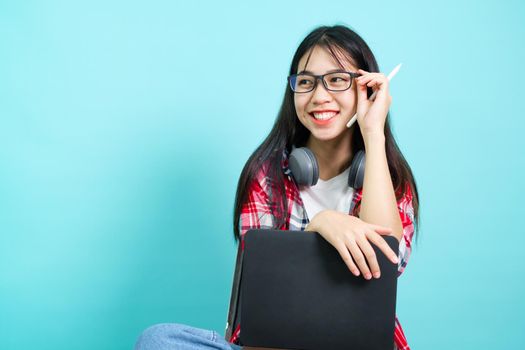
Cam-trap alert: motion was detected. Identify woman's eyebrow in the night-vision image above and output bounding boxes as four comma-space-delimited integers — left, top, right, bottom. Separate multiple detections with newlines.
298, 68, 347, 74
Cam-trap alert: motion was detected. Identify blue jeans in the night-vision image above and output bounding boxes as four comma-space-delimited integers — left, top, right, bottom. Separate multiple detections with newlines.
134, 323, 242, 350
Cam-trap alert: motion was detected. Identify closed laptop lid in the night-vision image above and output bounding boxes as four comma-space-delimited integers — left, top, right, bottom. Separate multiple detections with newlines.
240, 229, 399, 350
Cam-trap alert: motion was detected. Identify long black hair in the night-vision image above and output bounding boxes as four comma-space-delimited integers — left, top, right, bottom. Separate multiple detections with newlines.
233, 24, 420, 241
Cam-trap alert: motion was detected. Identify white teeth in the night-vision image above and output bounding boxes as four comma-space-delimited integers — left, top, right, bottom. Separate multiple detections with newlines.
312, 112, 338, 120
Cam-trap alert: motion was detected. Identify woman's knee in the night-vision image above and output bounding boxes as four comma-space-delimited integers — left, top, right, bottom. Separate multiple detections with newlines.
134, 323, 186, 350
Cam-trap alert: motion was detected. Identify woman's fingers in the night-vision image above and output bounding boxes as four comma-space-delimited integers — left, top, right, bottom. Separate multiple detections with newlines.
359, 75, 381, 87
319, 214, 399, 280
357, 71, 384, 83
356, 237, 380, 279
369, 224, 393, 234
346, 239, 372, 280
334, 242, 360, 277
366, 231, 399, 265
356, 75, 370, 111
356, 71, 389, 96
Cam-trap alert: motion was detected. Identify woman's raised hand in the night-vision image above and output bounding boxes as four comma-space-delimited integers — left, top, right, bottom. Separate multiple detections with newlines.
306, 210, 398, 280
355, 69, 392, 137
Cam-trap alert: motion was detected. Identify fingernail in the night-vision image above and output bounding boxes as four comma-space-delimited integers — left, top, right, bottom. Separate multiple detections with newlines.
373, 272, 380, 279
365, 273, 372, 280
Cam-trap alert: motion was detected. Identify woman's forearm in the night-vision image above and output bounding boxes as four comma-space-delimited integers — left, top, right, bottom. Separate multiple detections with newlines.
359, 132, 403, 241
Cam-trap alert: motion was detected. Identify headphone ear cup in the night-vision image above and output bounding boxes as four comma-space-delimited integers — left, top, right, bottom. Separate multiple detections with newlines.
348, 150, 366, 189
289, 147, 319, 186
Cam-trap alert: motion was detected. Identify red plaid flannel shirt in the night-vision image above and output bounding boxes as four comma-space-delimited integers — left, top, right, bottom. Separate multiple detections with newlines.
231, 150, 415, 350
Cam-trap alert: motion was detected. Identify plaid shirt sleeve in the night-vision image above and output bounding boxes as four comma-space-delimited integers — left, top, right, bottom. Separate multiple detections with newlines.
395, 181, 415, 276
239, 170, 277, 239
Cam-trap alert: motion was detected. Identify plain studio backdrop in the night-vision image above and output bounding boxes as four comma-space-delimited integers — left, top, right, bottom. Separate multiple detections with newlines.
1, 0, 524, 349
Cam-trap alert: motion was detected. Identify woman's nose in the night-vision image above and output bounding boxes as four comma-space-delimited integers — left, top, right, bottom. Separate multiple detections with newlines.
310, 80, 333, 104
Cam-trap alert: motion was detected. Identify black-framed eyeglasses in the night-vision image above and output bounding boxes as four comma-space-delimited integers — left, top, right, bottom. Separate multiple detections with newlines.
287, 71, 361, 93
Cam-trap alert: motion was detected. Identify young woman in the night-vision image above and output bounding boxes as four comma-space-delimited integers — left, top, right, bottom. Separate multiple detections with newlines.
135, 24, 419, 350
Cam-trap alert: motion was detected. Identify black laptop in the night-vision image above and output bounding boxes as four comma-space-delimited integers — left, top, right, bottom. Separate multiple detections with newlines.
225, 229, 399, 350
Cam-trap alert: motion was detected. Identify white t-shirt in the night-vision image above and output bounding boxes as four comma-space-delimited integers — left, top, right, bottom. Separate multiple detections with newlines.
299, 166, 355, 220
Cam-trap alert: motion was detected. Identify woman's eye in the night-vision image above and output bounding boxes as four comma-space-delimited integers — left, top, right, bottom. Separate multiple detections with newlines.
298, 79, 313, 86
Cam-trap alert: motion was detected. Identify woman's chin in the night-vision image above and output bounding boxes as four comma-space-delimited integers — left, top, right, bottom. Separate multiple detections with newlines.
308, 128, 350, 143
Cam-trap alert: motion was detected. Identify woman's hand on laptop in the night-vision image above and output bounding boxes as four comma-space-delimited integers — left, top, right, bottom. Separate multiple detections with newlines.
305, 210, 398, 280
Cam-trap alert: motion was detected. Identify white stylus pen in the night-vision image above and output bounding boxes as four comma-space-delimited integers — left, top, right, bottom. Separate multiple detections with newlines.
346, 63, 402, 128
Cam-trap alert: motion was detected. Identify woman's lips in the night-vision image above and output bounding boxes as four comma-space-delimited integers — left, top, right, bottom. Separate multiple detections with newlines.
309, 112, 339, 125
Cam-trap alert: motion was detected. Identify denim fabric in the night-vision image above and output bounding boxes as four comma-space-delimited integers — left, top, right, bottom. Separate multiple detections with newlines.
134, 323, 242, 350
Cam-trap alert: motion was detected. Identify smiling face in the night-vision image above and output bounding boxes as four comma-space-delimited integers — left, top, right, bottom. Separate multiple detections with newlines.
294, 45, 359, 145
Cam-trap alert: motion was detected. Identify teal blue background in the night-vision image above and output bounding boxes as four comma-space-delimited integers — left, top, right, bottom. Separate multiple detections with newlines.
1, 0, 524, 349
